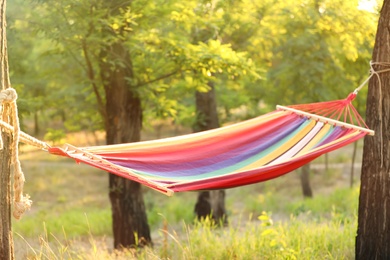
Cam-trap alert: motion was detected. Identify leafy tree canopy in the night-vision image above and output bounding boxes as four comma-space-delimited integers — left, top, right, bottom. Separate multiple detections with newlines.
7, 0, 378, 135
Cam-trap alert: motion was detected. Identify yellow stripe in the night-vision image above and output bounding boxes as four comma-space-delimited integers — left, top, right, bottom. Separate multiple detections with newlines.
294, 124, 332, 156
85, 110, 289, 153
237, 120, 317, 171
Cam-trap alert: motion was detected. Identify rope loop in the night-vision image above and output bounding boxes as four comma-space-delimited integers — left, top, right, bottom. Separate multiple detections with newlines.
0, 88, 17, 103
353, 61, 390, 95
0, 87, 32, 219
354, 61, 389, 167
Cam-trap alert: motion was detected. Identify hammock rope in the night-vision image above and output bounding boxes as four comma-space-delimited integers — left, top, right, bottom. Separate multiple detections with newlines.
0, 118, 50, 150
365, 61, 389, 166
0, 88, 32, 219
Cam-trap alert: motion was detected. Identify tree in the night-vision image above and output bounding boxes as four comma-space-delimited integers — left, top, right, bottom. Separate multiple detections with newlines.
356, 0, 390, 258
193, 83, 227, 224
97, 1, 152, 248
19, 0, 182, 248
0, 0, 15, 258
189, 0, 231, 224
12, 0, 257, 248
300, 164, 313, 197
266, 0, 338, 197
181, 0, 265, 222
265, 0, 377, 197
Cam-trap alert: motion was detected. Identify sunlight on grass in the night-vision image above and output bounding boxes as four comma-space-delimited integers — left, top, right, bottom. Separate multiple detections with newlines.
14, 209, 112, 238
15, 212, 356, 259
146, 211, 355, 259
14, 186, 359, 259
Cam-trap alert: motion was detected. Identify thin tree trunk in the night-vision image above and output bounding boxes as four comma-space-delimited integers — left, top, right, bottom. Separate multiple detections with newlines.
350, 140, 357, 188
102, 61, 151, 249
105, 89, 151, 248
356, 1, 390, 258
0, 0, 14, 257
0, 133, 14, 259
325, 153, 329, 172
95, 0, 151, 249
193, 84, 227, 225
33, 111, 39, 136
209, 190, 227, 224
300, 164, 313, 198
100, 41, 151, 249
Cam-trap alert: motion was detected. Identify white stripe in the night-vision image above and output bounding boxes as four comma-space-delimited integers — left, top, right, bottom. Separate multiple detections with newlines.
270, 121, 324, 165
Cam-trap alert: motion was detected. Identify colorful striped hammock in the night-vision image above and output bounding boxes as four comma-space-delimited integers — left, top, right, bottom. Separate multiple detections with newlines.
49, 92, 374, 195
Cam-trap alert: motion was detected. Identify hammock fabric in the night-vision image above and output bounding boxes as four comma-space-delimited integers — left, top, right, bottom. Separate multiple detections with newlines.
49, 92, 374, 195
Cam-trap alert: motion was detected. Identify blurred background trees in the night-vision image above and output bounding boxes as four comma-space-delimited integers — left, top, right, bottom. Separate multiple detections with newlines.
7, 0, 379, 249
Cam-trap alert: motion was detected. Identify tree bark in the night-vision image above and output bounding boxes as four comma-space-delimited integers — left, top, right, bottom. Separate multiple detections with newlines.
193, 84, 227, 225
33, 111, 39, 136
0, 133, 14, 259
350, 141, 358, 188
356, 1, 390, 258
300, 164, 313, 198
100, 39, 151, 249
0, 0, 14, 257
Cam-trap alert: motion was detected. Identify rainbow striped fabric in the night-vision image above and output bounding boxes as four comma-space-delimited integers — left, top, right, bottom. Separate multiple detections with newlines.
49, 97, 373, 195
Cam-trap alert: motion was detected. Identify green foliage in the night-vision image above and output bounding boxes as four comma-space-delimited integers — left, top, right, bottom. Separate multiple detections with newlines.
8, 0, 261, 133
43, 128, 66, 144
265, 0, 378, 106
7, 0, 377, 135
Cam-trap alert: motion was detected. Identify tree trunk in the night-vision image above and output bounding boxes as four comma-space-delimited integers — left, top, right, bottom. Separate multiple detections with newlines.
0, 0, 14, 257
350, 141, 358, 188
33, 111, 39, 136
96, 0, 151, 249
100, 42, 151, 249
325, 153, 329, 172
193, 84, 227, 225
356, 1, 390, 258
300, 164, 313, 198
0, 133, 14, 259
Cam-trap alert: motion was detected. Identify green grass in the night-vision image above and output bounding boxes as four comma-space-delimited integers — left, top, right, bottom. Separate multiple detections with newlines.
14, 208, 112, 238
13, 145, 361, 259
287, 187, 359, 220
16, 209, 357, 259
145, 192, 197, 229
164, 213, 355, 259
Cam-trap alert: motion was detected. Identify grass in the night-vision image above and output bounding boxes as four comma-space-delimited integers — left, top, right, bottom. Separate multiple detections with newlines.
14, 208, 112, 238
173, 212, 356, 259
12, 139, 362, 259
15, 206, 357, 259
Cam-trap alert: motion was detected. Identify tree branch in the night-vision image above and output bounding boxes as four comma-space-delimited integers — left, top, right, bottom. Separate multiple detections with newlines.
135, 69, 181, 88
81, 38, 107, 121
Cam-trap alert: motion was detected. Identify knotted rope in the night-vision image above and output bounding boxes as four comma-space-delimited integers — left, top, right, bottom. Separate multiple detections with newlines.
0, 88, 32, 219
354, 61, 390, 167
354, 61, 390, 94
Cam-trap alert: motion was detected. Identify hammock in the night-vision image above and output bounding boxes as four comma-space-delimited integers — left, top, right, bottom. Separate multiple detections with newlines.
48, 92, 374, 195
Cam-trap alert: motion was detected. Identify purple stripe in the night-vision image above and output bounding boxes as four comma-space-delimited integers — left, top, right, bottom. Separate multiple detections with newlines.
110, 115, 307, 177
315, 126, 346, 147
